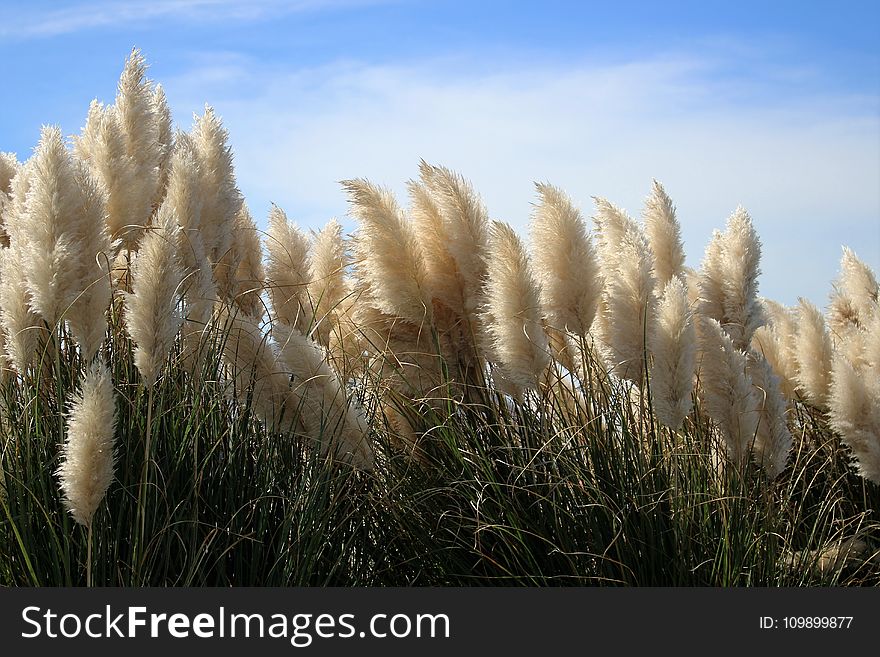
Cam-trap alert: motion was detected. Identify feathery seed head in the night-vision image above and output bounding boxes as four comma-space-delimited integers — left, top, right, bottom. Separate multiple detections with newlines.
649, 277, 696, 430
483, 220, 550, 392
531, 182, 603, 337
794, 297, 833, 408
125, 201, 186, 387
265, 204, 312, 333
57, 360, 117, 527
642, 179, 685, 287
344, 178, 432, 325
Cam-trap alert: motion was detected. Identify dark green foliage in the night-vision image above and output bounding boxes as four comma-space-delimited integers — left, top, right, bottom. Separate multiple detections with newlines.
1, 323, 878, 586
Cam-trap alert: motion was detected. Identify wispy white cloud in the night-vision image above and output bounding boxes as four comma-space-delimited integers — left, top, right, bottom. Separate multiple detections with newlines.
0, 0, 384, 39
160, 52, 879, 307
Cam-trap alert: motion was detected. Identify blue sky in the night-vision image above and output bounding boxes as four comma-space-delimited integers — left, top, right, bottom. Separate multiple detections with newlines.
1, 0, 878, 307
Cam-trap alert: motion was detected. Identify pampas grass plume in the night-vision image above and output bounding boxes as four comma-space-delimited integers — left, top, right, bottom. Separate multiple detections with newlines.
603, 224, 655, 384
274, 324, 374, 470
717, 207, 764, 350
483, 220, 550, 392
531, 182, 603, 337
828, 351, 880, 483
265, 205, 312, 333
698, 317, 758, 467
0, 152, 17, 196
125, 202, 185, 387
0, 245, 44, 373
57, 360, 117, 527
829, 247, 879, 338
418, 161, 489, 317
751, 299, 798, 400
794, 298, 833, 408
308, 218, 350, 349
220, 308, 292, 431
190, 106, 241, 265
650, 277, 695, 430
344, 178, 432, 325
408, 179, 465, 317
747, 353, 792, 478
643, 179, 685, 287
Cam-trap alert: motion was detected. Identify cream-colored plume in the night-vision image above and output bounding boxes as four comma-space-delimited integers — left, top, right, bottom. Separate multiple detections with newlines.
698, 317, 758, 467
698, 207, 764, 351
592, 197, 641, 272
0, 162, 45, 372
308, 219, 351, 350
216, 204, 265, 317
642, 180, 685, 287
0, 152, 17, 196
483, 221, 550, 394
408, 180, 466, 317
18, 127, 112, 356
265, 205, 312, 333
794, 298, 833, 408
751, 299, 798, 400
531, 183, 603, 337
64, 167, 112, 361
190, 106, 242, 266
57, 360, 117, 527
828, 247, 878, 341
343, 178, 432, 325
649, 277, 695, 430
0, 245, 44, 373
112, 49, 162, 247
219, 308, 294, 431
152, 83, 173, 203
418, 161, 489, 319
274, 325, 374, 470
124, 203, 185, 387
602, 222, 656, 384
828, 351, 880, 484
747, 353, 792, 478
74, 101, 148, 249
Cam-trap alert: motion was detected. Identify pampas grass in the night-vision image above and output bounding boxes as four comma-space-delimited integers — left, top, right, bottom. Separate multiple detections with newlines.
752, 299, 798, 401
828, 352, 880, 483
152, 84, 173, 203
599, 216, 655, 384
15, 126, 112, 355
418, 161, 489, 319
650, 277, 695, 430
794, 298, 833, 409
274, 325, 374, 470
190, 106, 242, 268
124, 203, 185, 388
344, 178, 432, 325
4, 49, 880, 588
220, 308, 295, 432
747, 353, 792, 478
265, 205, 312, 333
483, 220, 550, 395
75, 100, 144, 247
216, 204, 265, 316
698, 207, 765, 351
698, 317, 758, 467
0, 152, 17, 195
307, 218, 352, 353
531, 183, 603, 338
57, 359, 117, 525
592, 197, 641, 272
829, 247, 879, 345
643, 179, 685, 287
0, 245, 44, 373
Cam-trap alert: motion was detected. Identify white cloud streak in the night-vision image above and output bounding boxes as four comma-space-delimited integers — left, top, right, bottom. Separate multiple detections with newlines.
0, 0, 383, 39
